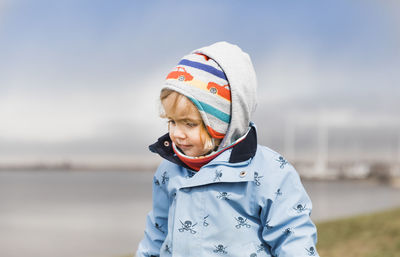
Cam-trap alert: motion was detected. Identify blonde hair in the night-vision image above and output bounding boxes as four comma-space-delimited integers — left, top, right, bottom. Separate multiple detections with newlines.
160, 89, 218, 154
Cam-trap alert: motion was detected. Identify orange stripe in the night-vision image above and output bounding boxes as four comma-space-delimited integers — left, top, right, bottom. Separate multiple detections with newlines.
207, 126, 225, 139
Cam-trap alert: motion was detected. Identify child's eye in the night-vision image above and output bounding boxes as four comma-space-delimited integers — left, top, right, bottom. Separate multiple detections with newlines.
186, 122, 198, 128
167, 119, 176, 125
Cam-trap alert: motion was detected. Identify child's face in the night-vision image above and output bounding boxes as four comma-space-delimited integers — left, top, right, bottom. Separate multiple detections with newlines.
162, 92, 210, 157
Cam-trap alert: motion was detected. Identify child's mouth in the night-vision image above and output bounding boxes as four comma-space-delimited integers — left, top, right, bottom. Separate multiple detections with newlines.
176, 143, 191, 150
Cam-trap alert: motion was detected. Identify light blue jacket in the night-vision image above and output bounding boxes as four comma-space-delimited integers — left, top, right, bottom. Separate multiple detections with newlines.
137, 42, 318, 256
136, 142, 319, 257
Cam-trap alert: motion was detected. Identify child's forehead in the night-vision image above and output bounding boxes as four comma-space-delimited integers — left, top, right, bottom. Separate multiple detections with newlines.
169, 113, 201, 122
163, 92, 202, 121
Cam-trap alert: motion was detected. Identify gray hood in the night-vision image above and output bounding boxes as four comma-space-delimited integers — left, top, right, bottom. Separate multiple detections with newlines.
193, 41, 258, 147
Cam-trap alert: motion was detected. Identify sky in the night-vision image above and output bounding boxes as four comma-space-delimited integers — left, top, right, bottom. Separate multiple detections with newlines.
0, 0, 399, 164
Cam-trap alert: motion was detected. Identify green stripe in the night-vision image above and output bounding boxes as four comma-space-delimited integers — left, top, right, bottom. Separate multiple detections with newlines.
188, 97, 230, 123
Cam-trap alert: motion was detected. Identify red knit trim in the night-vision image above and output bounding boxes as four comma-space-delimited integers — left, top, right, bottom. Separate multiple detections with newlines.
173, 147, 218, 171
172, 137, 245, 171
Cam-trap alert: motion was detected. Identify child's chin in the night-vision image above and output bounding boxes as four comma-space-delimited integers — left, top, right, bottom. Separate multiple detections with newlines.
183, 151, 195, 157
182, 150, 198, 157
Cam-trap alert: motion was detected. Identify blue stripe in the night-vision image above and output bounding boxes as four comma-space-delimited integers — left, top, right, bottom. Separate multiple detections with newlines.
178, 59, 227, 81
188, 97, 230, 123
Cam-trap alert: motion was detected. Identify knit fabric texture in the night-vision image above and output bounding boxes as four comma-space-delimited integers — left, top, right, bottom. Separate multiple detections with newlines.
162, 53, 231, 139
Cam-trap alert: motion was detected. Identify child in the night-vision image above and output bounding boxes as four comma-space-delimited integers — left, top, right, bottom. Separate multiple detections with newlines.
136, 42, 319, 257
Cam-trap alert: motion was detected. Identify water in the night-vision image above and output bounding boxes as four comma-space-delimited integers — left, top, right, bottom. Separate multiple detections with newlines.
1, 170, 400, 257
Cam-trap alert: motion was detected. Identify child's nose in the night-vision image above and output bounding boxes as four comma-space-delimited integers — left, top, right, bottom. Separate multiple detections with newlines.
172, 125, 186, 139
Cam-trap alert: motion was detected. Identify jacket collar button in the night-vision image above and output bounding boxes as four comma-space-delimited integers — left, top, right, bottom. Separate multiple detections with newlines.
164, 141, 170, 147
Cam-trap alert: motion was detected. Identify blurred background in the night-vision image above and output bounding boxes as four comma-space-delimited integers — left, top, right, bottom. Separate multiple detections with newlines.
0, 1, 399, 257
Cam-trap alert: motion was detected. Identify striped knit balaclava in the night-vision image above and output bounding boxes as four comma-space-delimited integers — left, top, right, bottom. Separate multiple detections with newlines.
162, 52, 231, 139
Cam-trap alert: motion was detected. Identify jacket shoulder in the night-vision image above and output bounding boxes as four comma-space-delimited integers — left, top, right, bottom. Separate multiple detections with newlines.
153, 159, 189, 184
256, 145, 283, 160
253, 145, 300, 182
255, 145, 291, 169
252, 145, 307, 205
154, 159, 180, 175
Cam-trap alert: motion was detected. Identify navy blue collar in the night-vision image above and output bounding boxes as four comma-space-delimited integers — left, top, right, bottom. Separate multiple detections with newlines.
149, 126, 257, 169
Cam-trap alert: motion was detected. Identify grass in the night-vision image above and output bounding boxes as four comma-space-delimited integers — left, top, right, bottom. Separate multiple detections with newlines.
124, 208, 400, 257
316, 207, 400, 257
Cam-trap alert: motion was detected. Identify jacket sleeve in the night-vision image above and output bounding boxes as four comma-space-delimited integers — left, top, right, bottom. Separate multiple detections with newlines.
136, 166, 169, 257
260, 166, 319, 257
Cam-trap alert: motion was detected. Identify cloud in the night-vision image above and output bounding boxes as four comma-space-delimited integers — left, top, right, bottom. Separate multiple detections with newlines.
256, 39, 400, 113
0, 72, 167, 142
1, 0, 399, 162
